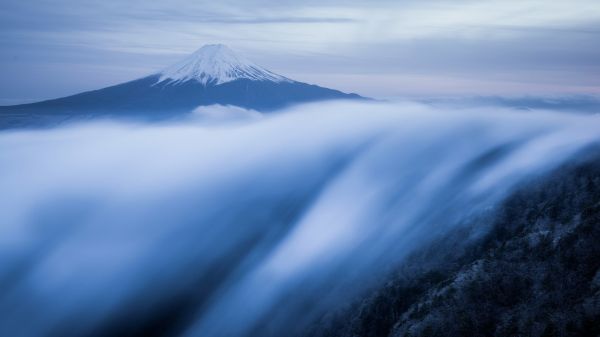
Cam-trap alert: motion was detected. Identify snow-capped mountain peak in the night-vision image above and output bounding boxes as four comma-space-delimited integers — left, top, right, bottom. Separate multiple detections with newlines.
157, 44, 291, 86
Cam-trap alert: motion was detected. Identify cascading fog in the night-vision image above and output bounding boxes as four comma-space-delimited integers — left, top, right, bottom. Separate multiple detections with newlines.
0, 101, 598, 337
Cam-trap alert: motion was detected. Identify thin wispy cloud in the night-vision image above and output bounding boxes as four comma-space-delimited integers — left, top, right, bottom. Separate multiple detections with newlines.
0, 0, 599, 102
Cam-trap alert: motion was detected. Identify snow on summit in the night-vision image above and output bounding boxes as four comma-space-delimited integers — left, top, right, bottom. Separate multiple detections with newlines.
157, 44, 291, 86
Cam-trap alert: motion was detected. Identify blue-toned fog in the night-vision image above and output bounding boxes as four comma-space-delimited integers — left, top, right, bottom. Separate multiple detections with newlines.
0, 101, 599, 336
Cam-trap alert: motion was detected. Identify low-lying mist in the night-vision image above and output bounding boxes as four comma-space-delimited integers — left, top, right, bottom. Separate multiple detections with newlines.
0, 101, 598, 337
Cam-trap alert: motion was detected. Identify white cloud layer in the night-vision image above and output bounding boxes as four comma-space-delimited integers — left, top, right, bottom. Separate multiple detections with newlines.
0, 101, 599, 336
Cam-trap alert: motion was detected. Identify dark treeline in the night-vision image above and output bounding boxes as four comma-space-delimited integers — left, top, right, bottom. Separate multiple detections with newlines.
308, 148, 600, 337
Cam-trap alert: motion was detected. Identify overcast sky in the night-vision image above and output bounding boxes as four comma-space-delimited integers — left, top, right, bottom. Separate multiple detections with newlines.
1, 0, 599, 104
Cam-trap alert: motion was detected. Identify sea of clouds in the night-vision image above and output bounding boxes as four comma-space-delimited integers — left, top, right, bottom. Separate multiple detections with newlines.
0, 101, 598, 336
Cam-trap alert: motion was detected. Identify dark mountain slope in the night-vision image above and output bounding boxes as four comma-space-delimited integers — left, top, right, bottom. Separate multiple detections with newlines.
0, 76, 361, 128
308, 149, 600, 337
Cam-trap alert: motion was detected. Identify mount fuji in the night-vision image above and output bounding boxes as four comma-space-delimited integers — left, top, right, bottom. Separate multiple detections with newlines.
0, 44, 364, 128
